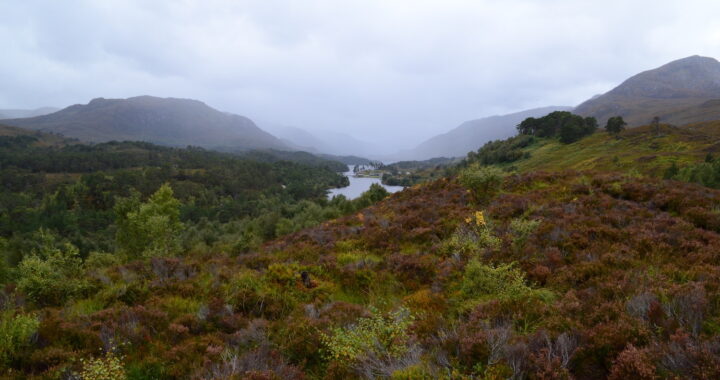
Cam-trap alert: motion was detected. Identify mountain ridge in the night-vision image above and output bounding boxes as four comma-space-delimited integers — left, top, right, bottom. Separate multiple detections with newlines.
575, 55, 720, 125
0, 95, 288, 151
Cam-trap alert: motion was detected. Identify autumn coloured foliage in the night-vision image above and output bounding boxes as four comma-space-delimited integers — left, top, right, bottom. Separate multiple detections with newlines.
3, 163, 720, 379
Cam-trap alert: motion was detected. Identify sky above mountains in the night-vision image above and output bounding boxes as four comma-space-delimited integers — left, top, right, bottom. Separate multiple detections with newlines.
1, 0, 720, 151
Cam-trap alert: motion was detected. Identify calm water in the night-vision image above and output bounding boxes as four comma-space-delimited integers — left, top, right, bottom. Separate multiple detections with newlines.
327, 166, 405, 199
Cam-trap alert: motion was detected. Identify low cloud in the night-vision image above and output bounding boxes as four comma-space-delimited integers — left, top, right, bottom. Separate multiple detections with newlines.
1, 0, 719, 150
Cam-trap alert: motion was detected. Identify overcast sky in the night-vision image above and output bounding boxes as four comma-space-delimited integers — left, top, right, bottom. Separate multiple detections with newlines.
1, 0, 720, 150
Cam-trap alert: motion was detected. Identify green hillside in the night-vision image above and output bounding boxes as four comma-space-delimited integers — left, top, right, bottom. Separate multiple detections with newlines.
466, 121, 720, 179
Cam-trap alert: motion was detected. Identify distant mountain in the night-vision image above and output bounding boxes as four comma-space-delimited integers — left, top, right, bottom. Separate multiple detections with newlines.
575, 55, 720, 126
394, 106, 573, 160
0, 96, 288, 151
0, 107, 59, 119
260, 122, 376, 157
259, 124, 325, 153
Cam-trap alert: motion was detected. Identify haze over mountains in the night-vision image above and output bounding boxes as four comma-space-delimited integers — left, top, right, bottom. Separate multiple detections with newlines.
393, 106, 573, 160
395, 55, 720, 161
2, 55, 720, 162
0, 96, 287, 151
259, 123, 376, 157
0, 107, 58, 119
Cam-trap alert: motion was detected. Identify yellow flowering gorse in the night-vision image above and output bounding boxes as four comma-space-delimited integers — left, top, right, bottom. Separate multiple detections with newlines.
465, 211, 486, 227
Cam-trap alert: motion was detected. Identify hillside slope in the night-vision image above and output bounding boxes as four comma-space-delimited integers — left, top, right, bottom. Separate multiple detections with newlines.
398, 106, 573, 160
514, 122, 720, 176
0, 123, 76, 146
6, 168, 720, 379
0, 96, 288, 151
575, 55, 720, 126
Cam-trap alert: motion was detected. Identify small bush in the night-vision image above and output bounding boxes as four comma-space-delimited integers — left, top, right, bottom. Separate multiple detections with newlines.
444, 211, 501, 257
79, 352, 126, 380
16, 241, 87, 306
461, 260, 534, 302
608, 344, 656, 380
321, 307, 415, 363
509, 218, 541, 251
0, 310, 39, 365
467, 135, 536, 165
85, 251, 123, 270
458, 165, 504, 202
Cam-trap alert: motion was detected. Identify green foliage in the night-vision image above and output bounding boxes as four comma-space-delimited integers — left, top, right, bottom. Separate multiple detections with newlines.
79, 352, 126, 380
0, 238, 8, 284
16, 231, 87, 306
517, 111, 597, 143
115, 184, 184, 258
336, 252, 382, 266
390, 364, 433, 379
84, 251, 122, 270
664, 161, 680, 179
458, 164, 504, 202
0, 310, 39, 365
0, 138, 352, 260
605, 116, 627, 134
67, 298, 106, 317
509, 218, 540, 251
445, 212, 501, 257
467, 135, 535, 165
321, 307, 414, 362
222, 268, 299, 317
125, 362, 169, 380
159, 296, 202, 319
460, 260, 534, 302
353, 183, 390, 209
670, 158, 720, 189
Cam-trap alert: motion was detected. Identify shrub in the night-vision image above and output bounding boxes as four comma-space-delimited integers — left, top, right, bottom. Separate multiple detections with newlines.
79, 352, 126, 380
222, 269, 296, 318
0, 310, 39, 365
354, 183, 390, 209
321, 307, 415, 363
85, 251, 123, 270
460, 260, 534, 302
467, 135, 535, 166
458, 165, 504, 202
509, 218, 541, 251
115, 184, 184, 258
445, 212, 501, 257
669, 158, 720, 189
16, 240, 87, 306
390, 363, 433, 379
0, 238, 8, 284
608, 344, 656, 380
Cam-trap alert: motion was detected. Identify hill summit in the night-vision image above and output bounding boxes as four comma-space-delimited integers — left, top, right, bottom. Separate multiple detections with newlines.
0, 96, 288, 150
576, 55, 720, 125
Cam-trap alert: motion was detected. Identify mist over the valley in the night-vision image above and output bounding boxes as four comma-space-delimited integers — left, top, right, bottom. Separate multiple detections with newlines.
3, 0, 720, 161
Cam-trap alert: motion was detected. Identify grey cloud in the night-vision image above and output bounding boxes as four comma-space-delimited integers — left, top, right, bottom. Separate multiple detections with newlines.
1, 0, 719, 153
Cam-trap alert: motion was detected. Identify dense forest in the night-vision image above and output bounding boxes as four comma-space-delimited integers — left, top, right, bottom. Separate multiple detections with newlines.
0, 132, 392, 276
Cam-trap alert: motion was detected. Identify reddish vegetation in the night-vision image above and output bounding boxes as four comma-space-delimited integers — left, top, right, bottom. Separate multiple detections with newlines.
7, 172, 720, 379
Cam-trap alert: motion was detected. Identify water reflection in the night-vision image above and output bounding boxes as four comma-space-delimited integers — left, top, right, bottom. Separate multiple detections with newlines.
327, 165, 404, 199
